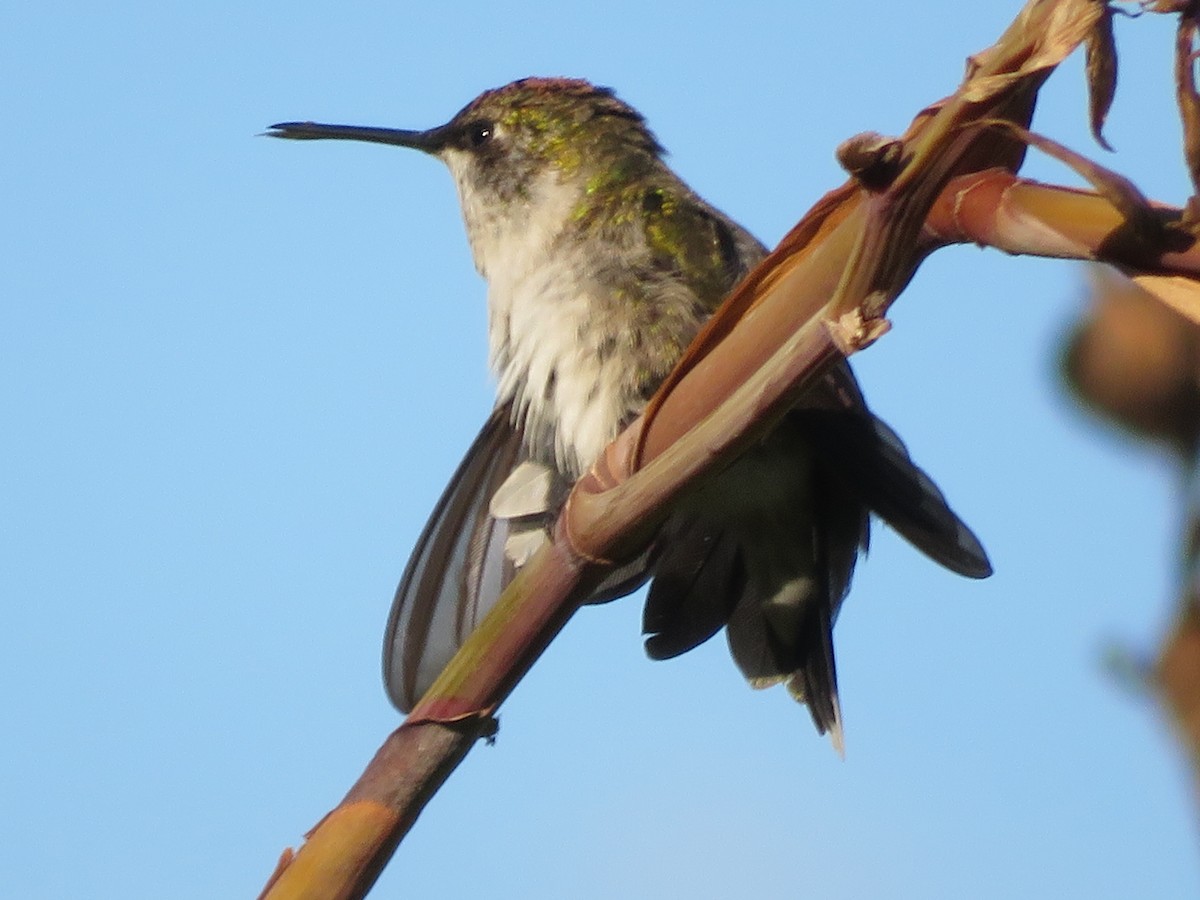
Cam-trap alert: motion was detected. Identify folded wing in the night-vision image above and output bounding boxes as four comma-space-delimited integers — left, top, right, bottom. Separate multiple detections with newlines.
383, 403, 534, 711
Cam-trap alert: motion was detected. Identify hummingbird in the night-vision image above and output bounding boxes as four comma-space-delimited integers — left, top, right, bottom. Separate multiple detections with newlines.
268, 77, 991, 751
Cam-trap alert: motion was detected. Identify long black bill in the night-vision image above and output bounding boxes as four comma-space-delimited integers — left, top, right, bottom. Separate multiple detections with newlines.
265, 121, 448, 152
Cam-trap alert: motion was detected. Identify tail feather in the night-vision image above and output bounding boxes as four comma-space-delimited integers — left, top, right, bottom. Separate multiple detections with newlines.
715, 442, 867, 753
784, 599, 844, 758
725, 580, 845, 755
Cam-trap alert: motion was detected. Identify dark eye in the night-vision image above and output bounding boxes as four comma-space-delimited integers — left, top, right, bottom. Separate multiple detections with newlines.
466, 120, 494, 147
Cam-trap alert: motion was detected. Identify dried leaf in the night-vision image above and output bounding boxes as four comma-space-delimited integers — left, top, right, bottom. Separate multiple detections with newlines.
1175, 12, 1200, 196
960, 0, 1105, 102
1144, 1, 1192, 13
1130, 272, 1200, 324
1086, 7, 1118, 150
1064, 265, 1200, 454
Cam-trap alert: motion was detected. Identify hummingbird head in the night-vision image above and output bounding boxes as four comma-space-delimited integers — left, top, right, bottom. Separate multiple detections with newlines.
433, 78, 663, 200
268, 78, 665, 276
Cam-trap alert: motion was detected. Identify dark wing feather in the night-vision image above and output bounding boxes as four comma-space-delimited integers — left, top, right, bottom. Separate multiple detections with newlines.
382, 403, 527, 712
796, 408, 992, 579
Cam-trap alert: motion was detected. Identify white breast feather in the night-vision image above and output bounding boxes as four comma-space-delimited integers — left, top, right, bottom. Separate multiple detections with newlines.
445, 158, 631, 475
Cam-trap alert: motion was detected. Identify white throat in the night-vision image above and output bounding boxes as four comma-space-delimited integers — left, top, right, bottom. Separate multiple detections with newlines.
442, 153, 631, 476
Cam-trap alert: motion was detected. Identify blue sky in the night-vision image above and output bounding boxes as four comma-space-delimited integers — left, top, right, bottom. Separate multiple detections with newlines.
3, 2, 1198, 897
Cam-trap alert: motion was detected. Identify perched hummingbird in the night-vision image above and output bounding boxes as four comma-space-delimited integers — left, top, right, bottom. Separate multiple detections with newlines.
268, 77, 991, 751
